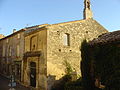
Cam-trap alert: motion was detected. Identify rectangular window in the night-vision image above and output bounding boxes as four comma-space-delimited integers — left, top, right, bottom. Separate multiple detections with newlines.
17, 45, 20, 57
2, 46, 5, 57
63, 33, 70, 46
6, 39, 9, 43
30, 36, 37, 51
9, 46, 12, 56
18, 34, 20, 39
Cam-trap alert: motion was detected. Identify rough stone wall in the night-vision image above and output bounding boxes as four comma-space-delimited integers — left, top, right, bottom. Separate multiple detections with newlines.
47, 19, 108, 80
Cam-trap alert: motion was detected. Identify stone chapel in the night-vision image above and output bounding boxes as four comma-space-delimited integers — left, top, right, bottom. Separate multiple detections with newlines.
22, 0, 108, 90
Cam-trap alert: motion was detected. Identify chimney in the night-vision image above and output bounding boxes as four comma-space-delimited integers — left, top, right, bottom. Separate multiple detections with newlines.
13, 29, 16, 33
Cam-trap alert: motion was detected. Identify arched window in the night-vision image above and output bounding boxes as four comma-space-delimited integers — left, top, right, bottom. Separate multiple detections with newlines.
17, 45, 20, 57
9, 46, 12, 56
17, 34, 20, 39
30, 36, 37, 51
63, 33, 70, 46
2, 46, 5, 57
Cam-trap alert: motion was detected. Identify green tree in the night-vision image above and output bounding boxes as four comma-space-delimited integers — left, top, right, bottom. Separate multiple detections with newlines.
63, 60, 73, 75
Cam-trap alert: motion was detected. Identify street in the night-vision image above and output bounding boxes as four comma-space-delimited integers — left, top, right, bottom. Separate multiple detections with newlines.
0, 75, 30, 90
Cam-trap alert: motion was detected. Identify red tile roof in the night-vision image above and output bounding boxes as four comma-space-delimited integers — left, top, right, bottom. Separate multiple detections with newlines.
89, 30, 120, 45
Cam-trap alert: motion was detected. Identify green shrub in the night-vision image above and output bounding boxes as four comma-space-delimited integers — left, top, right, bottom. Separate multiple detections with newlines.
63, 60, 73, 75
51, 60, 83, 90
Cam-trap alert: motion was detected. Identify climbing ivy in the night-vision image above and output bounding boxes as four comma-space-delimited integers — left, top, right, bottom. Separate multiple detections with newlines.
93, 44, 120, 90
81, 40, 120, 90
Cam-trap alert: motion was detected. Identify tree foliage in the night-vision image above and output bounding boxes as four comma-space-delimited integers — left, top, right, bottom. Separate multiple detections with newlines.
81, 40, 120, 90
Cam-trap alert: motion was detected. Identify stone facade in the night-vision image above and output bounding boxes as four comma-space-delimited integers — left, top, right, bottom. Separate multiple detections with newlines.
0, 29, 25, 82
47, 19, 108, 80
0, 19, 108, 90
23, 18, 108, 90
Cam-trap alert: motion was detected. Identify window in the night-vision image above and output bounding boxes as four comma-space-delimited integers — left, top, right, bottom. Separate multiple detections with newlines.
2, 46, 5, 57
6, 39, 9, 43
30, 36, 37, 51
63, 33, 70, 46
17, 34, 20, 39
17, 45, 20, 57
9, 46, 12, 56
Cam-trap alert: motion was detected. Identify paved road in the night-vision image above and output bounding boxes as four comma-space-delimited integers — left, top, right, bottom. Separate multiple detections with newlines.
0, 75, 30, 90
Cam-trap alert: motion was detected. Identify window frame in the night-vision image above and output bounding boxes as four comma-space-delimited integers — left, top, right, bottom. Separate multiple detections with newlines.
17, 34, 20, 39
17, 45, 20, 57
63, 33, 70, 46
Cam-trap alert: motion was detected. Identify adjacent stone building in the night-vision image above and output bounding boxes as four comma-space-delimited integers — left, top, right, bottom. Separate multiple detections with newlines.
89, 30, 120, 45
22, 24, 48, 90
0, 29, 25, 82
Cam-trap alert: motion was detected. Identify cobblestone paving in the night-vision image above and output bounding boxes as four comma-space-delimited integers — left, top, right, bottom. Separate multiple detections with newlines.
0, 75, 30, 90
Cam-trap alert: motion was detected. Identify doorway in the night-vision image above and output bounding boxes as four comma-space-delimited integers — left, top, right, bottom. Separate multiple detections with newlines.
16, 64, 21, 81
15, 62, 21, 81
30, 62, 36, 87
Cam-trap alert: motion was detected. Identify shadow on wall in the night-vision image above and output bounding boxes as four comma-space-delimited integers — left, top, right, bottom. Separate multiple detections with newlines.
47, 74, 56, 90
80, 40, 95, 90
50, 74, 76, 90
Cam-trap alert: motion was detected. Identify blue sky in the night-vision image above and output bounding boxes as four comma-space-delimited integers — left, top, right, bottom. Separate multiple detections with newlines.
0, 0, 120, 36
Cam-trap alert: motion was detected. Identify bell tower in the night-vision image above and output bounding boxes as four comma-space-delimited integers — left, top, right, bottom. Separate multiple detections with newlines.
83, 0, 93, 19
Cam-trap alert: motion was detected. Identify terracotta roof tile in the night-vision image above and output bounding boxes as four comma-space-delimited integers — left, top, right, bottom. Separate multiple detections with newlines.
89, 30, 120, 45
